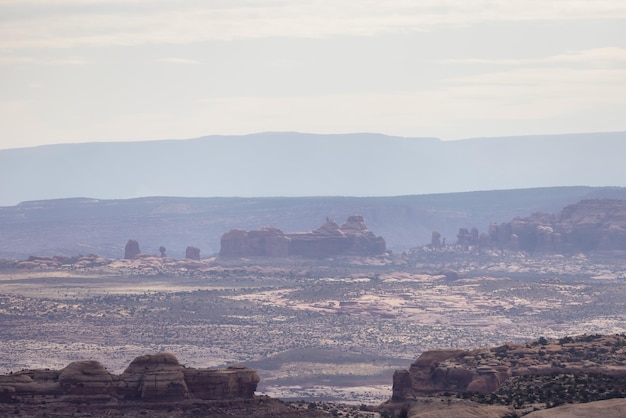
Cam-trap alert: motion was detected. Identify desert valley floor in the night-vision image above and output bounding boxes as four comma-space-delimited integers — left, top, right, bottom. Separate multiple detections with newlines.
1, 250, 625, 406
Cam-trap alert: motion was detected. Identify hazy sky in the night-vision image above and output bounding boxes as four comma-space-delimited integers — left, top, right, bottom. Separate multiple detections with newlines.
1, 0, 626, 150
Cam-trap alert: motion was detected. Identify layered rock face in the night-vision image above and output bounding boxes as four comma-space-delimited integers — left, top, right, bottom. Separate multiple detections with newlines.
0, 353, 259, 404
58, 360, 116, 401
488, 199, 626, 253
391, 334, 626, 401
219, 216, 386, 258
184, 365, 259, 400
119, 353, 189, 401
558, 198, 626, 251
220, 227, 290, 257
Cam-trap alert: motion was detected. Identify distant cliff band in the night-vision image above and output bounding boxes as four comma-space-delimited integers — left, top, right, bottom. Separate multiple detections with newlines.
219, 215, 386, 258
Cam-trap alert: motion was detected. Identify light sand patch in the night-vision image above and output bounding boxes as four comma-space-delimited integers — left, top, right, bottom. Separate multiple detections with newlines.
259, 384, 391, 404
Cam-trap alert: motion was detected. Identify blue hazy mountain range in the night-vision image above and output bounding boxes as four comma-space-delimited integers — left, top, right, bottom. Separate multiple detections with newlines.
1, 131, 625, 207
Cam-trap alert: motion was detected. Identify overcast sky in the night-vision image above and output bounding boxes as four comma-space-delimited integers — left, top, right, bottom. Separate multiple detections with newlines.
1, 0, 626, 150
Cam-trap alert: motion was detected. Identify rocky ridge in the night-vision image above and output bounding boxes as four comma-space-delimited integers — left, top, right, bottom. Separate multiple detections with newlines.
392, 334, 626, 400
0, 353, 361, 417
0, 352, 259, 404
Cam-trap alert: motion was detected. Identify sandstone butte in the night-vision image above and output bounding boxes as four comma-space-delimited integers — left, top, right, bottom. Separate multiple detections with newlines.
219, 215, 387, 258
481, 199, 626, 254
0, 353, 258, 404
391, 334, 626, 400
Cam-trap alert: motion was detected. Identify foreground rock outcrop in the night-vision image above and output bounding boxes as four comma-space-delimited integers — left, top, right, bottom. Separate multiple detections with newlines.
392, 334, 626, 401
0, 353, 259, 404
220, 216, 386, 258
0, 353, 334, 417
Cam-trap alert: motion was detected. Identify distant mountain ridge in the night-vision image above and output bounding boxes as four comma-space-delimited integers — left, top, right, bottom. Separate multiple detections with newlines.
1, 131, 625, 206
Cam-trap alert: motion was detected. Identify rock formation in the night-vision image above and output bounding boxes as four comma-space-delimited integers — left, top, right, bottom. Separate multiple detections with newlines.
430, 230, 441, 248
58, 360, 116, 401
119, 353, 189, 401
450, 199, 626, 254
219, 216, 386, 258
558, 198, 626, 251
185, 246, 201, 260
391, 334, 626, 401
0, 353, 259, 404
124, 239, 141, 259
220, 228, 290, 257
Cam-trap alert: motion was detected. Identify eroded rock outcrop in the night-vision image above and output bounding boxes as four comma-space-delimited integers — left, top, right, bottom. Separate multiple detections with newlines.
0, 353, 259, 404
185, 246, 201, 260
58, 360, 116, 401
391, 334, 626, 401
124, 239, 141, 259
219, 227, 290, 257
460, 199, 626, 254
558, 198, 626, 251
219, 216, 386, 258
119, 353, 189, 401
184, 365, 259, 400
431, 230, 442, 248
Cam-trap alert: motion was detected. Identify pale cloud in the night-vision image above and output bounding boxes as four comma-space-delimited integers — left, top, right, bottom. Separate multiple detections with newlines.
2, 1, 626, 49
447, 67, 626, 89
2, 66, 625, 149
0, 55, 86, 65
185, 64, 626, 137
548, 47, 626, 66
439, 47, 626, 67
159, 57, 201, 65
0, 1, 624, 149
